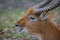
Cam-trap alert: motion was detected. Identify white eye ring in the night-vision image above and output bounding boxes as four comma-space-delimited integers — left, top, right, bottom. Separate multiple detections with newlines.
28, 15, 37, 21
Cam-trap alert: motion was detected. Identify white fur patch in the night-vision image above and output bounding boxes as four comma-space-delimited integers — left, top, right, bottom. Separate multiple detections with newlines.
30, 34, 43, 40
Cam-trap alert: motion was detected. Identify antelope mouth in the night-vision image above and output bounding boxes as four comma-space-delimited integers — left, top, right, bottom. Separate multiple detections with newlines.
15, 24, 28, 33
19, 27, 28, 33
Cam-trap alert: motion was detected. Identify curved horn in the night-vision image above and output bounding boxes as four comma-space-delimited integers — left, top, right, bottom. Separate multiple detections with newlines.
41, 0, 60, 12
35, 0, 60, 13
34, 0, 52, 8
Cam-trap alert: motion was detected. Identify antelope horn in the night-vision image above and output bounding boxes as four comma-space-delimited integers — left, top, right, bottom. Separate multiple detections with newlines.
34, 0, 52, 8
35, 0, 60, 13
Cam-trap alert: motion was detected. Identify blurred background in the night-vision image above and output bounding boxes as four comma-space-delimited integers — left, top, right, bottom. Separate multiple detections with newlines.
0, 0, 60, 40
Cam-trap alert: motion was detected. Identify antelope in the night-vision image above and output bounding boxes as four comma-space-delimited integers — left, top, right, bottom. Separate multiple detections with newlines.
16, 0, 60, 40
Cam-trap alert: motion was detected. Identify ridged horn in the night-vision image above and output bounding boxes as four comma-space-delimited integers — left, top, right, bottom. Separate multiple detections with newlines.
34, 0, 52, 8
35, 0, 60, 14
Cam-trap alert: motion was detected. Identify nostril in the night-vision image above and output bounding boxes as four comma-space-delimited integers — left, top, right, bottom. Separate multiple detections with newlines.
15, 24, 19, 27
15, 24, 23, 27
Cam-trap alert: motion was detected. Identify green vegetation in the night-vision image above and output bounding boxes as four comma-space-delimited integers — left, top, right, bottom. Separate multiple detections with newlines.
0, 8, 25, 27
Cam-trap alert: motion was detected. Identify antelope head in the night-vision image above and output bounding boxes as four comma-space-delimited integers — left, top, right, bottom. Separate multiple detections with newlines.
15, 0, 60, 34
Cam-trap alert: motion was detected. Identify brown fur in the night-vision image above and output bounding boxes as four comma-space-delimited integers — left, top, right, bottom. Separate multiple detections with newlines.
17, 7, 60, 40
57, 24, 60, 30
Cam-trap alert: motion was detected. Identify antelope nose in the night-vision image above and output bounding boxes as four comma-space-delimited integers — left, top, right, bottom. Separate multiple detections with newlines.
15, 24, 22, 27
15, 24, 19, 27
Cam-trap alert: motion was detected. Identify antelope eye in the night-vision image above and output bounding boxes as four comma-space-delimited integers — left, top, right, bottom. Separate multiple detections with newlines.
28, 15, 37, 21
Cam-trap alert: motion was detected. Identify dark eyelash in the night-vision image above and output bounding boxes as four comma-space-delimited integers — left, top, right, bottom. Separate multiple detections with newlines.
30, 17, 35, 20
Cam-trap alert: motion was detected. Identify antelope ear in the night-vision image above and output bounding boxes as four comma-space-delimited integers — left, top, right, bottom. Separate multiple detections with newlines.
40, 12, 48, 20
